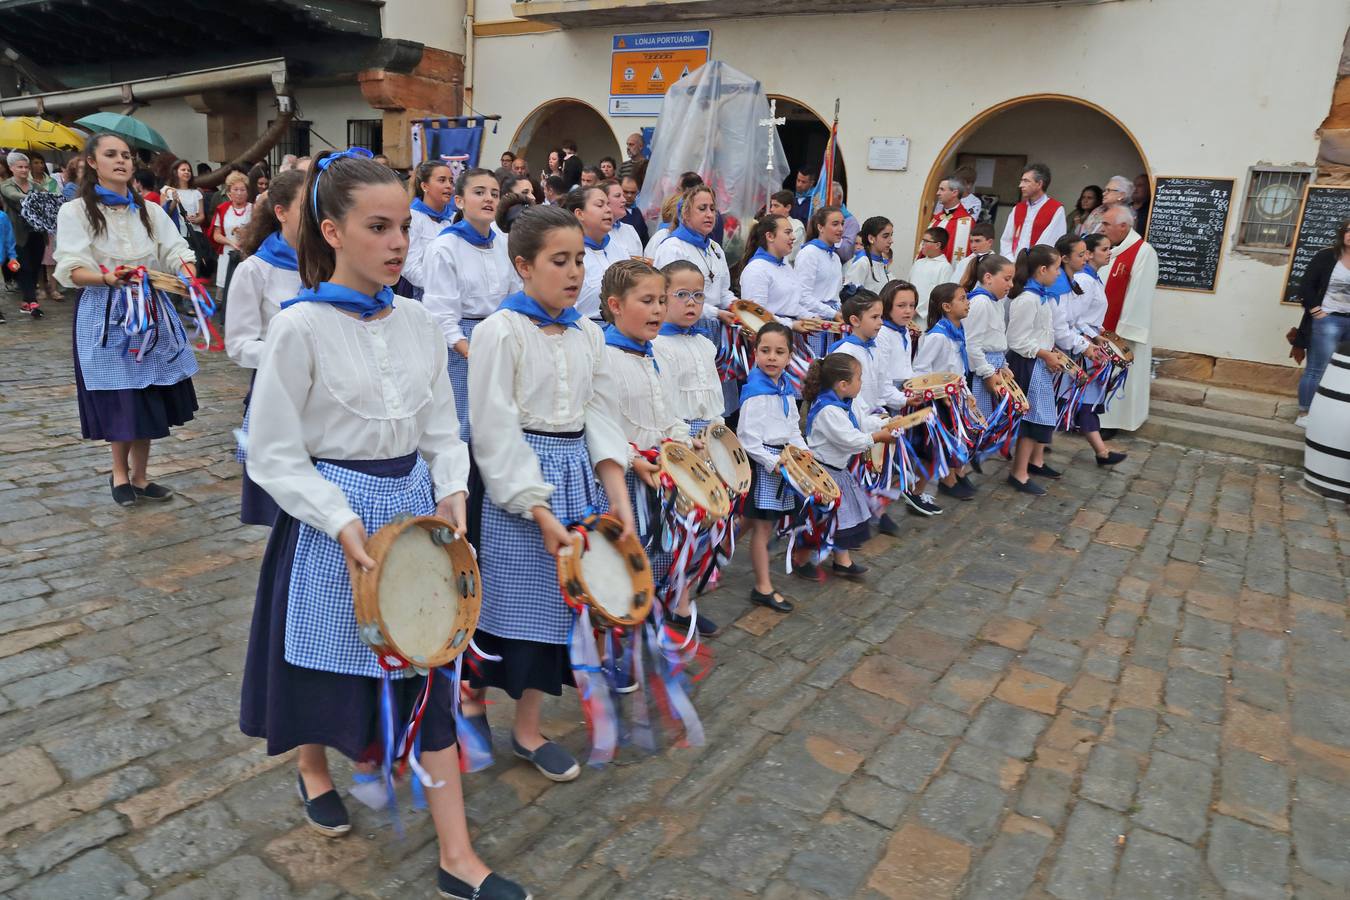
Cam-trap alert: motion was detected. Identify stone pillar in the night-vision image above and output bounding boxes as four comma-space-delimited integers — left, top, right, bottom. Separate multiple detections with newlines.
185, 90, 258, 163
359, 46, 465, 169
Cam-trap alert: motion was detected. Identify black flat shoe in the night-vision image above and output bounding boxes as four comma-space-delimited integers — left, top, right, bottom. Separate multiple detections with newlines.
669, 611, 719, 636
749, 589, 793, 612
969, 456, 984, 474
1027, 463, 1062, 479
510, 734, 579, 782
297, 774, 350, 836
438, 869, 531, 900
109, 476, 137, 507
793, 561, 820, 580
831, 561, 868, 578
1007, 475, 1046, 496
1096, 451, 1128, 466
877, 513, 901, 536
133, 482, 174, 502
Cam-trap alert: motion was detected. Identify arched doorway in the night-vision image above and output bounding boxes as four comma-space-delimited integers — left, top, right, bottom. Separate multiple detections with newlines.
918, 95, 1149, 246
510, 98, 620, 181
769, 95, 847, 199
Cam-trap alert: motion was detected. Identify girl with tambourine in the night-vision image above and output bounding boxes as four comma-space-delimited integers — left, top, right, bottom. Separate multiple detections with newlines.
224, 169, 305, 526
238, 149, 529, 900
463, 204, 634, 784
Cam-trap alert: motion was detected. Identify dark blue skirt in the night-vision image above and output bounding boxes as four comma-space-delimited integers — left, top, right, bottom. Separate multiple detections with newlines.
239, 455, 456, 761
238, 384, 279, 527
72, 306, 197, 442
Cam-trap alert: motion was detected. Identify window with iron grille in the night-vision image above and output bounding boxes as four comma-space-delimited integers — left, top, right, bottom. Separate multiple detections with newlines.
347, 119, 383, 155
267, 120, 311, 171
1236, 166, 1314, 251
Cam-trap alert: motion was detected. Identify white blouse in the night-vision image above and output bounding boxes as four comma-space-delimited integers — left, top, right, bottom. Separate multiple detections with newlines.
578, 239, 632, 321
793, 243, 843, 318
877, 325, 915, 386
739, 257, 808, 319
605, 346, 691, 456
844, 254, 892, 294
913, 331, 965, 377
964, 293, 1008, 378
1070, 271, 1108, 337
421, 231, 520, 347
402, 206, 450, 290
653, 332, 724, 422
652, 235, 735, 317
54, 201, 194, 287
807, 400, 881, 470
247, 300, 468, 539
736, 392, 806, 471
907, 255, 955, 321
468, 311, 627, 517
611, 222, 644, 259
1052, 285, 1092, 356
224, 257, 303, 369
644, 226, 672, 259
833, 341, 906, 412
1006, 293, 1055, 357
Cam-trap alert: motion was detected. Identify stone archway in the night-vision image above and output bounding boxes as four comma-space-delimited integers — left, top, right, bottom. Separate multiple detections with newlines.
510, 97, 620, 182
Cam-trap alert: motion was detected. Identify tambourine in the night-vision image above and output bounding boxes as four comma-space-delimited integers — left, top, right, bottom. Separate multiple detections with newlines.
1051, 349, 1088, 384
696, 423, 752, 496
659, 441, 731, 520
557, 514, 655, 628
729, 299, 775, 335
881, 407, 936, 434
990, 372, 1029, 413
145, 269, 192, 296
964, 392, 988, 428
347, 515, 481, 670
778, 444, 841, 505
630, 256, 655, 266
903, 372, 965, 403
1096, 330, 1135, 367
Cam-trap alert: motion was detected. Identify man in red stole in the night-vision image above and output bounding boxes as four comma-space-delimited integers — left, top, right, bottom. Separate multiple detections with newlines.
1099, 205, 1159, 431
1000, 163, 1066, 256
929, 177, 974, 266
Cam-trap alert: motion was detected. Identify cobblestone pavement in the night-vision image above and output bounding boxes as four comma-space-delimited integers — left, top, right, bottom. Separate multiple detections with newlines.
2, 299, 1349, 899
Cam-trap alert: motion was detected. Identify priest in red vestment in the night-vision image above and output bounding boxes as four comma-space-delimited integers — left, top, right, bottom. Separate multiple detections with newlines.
929, 176, 974, 266
1099, 205, 1159, 431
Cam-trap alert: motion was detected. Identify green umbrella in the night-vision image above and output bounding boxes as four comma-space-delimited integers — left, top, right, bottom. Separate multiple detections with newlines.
74, 112, 170, 153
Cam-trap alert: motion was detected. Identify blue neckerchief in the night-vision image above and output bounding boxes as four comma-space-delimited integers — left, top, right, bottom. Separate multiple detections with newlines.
828, 333, 877, 356
312, 147, 373, 220
441, 218, 494, 248
1049, 269, 1073, 297
411, 197, 452, 224
852, 249, 866, 262
95, 185, 137, 209
254, 231, 297, 271
868, 252, 888, 263
805, 389, 859, 436
1024, 279, 1056, 304
659, 322, 700, 337
805, 238, 834, 254
967, 285, 998, 303
930, 318, 969, 372
500, 291, 581, 330
604, 324, 658, 371
882, 319, 911, 350
1083, 263, 1102, 283
584, 233, 610, 251
281, 281, 394, 320
741, 366, 793, 415
750, 248, 785, 267
670, 223, 709, 251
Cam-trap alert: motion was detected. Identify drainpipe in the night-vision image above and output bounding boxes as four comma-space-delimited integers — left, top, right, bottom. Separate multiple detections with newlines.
463, 0, 476, 116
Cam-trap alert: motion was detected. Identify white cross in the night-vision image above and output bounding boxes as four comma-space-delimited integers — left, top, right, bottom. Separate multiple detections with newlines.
760, 99, 785, 172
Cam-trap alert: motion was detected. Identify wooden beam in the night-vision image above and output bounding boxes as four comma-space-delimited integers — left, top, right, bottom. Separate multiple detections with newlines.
473, 19, 561, 38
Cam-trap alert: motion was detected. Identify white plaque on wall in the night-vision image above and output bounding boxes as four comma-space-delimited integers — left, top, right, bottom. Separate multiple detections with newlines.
867, 137, 910, 172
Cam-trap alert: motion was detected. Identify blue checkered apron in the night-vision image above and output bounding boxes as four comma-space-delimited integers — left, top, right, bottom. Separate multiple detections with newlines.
686, 418, 711, 437
750, 445, 795, 513
447, 318, 480, 444
283, 455, 434, 678
477, 431, 609, 645
971, 349, 1007, 419
1025, 357, 1059, 427
75, 286, 199, 390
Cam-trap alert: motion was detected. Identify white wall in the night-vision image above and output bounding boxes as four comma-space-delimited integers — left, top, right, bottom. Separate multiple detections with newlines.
384, 0, 466, 54
255, 85, 375, 158
126, 97, 210, 166
471, 0, 1348, 365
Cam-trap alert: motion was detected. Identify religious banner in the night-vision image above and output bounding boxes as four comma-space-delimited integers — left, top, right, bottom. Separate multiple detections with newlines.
635, 61, 789, 256
409, 117, 487, 176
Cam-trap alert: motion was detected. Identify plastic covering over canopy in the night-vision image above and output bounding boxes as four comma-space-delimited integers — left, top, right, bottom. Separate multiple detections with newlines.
636, 61, 789, 256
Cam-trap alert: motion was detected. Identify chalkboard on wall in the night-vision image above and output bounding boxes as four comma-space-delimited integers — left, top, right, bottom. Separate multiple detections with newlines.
1145, 177, 1234, 292
1282, 185, 1350, 305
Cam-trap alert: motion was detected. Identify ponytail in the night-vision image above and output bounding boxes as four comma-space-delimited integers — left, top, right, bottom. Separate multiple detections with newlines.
805, 205, 841, 243
735, 213, 785, 287
239, 169, 304, 257
1010, 244, 1059, 298
965, 252, 1012, 293
840, 288, 880, 327
798, 352, 860, 432
297, 149, 402, 288
926, 283, 962, 330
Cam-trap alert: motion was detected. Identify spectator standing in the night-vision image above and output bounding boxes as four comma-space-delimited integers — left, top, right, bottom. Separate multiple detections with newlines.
209, 170, 253, 291
618, 132, 646, 181
560, 139, 583, 188
1295, 219, 1350, 427
1, 150, 58, 314
1066, 185, 1103, 235
789, 166, 814, 225
1081, 175, 1133, 235
1131, 173, 1151, 235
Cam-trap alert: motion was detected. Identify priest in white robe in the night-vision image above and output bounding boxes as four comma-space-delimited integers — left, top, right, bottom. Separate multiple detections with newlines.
1098, 205, 1158, 431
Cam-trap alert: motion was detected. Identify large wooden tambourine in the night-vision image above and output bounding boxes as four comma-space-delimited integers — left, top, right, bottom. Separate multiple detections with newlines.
778, 444, 841, 505
697, 423, 752, 496
659, 442, 731, 520
347, 515, 481, 670
556, 514, 655, 628
1096, 330, 1135, 367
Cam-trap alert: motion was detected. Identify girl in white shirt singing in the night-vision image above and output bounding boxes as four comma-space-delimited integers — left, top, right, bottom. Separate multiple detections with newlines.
794, 205, 846, 355
563, 185, 628, 322
401, 159, 455, 296
239, 148, 529, 900
844, 216, 894, 294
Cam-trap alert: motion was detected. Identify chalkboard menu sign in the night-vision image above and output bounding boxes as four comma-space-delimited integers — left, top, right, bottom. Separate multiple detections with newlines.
1146, 177, 1234, 292
1282, 185, 1350, 305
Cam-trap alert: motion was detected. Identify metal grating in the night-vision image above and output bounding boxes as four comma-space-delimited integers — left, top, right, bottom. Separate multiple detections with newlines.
267, 120, 311, 170
1237, 166, 1313, 251
347, 119, 383, 155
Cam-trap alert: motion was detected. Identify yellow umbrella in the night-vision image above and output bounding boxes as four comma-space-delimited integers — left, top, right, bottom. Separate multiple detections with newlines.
0, 116, 86, 152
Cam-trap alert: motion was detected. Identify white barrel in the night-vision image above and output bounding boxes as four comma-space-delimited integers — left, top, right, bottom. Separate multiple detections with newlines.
1304, 341, 1350, 501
